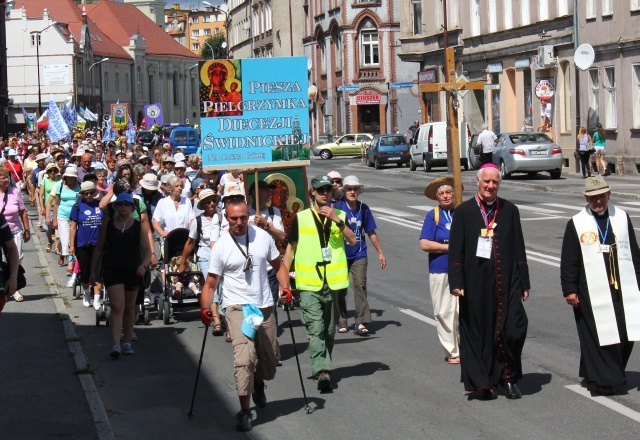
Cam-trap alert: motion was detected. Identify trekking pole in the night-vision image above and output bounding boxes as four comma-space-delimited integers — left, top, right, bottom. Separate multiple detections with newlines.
284, 303, 312, 414
188, 322, 210, 419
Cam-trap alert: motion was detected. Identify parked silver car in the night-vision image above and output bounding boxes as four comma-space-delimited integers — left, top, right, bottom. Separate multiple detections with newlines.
492, 132, 563, 179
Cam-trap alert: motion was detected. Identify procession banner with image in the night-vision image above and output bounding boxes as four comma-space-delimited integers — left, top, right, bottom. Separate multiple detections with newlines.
144, 103, 164, 127
46, 95, 70, 142
111, 102, 129, 130
199, 57, 311, 171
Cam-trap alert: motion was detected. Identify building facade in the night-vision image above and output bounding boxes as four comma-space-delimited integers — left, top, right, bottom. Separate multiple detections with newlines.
164, 4, 227, 57
303, 1, 419, 144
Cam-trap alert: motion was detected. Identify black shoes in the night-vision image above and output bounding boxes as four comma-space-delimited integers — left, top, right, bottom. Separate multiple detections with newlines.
503, 381, 522, 399
235, 409, 252, 432
482, 387, 498, 400
596, 386, 615, 396
317, 371, 332, 392
252, 378, 267, 408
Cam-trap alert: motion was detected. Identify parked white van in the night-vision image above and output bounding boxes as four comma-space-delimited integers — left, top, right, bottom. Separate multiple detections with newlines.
409, 121, 471, 171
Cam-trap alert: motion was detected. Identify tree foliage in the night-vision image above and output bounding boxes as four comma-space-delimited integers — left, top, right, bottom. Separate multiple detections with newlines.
200, 34, 228, 60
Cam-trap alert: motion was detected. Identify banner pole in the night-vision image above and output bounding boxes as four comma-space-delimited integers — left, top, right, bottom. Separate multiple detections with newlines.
254, 169, 259, 209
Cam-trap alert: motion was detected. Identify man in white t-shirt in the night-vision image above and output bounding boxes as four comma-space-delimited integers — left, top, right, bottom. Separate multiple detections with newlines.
199, 199, 288, 432
476, 123, 498, 165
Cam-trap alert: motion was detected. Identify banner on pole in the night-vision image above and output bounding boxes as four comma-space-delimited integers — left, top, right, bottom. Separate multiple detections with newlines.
144, 103, 164, 127
111, 103, 129, 129
199, 57, 311, 171
46, 95, 70, 142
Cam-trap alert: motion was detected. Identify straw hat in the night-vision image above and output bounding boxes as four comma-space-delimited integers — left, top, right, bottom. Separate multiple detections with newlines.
197, 188, 219, 210
139, 173, 160, 191
44, 163, 59, 173
79, 181, 99, 196
583, 175, 611, 196
424, 176, 462, 200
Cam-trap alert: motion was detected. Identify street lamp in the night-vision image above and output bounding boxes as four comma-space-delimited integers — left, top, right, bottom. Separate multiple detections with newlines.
30, 21, 58, 114
191, 37, 213, 59
203, 1, 230, 59
88, 58, 109, 122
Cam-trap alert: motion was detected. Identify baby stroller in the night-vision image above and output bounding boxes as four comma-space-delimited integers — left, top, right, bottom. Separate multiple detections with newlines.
157, 228, 204, 325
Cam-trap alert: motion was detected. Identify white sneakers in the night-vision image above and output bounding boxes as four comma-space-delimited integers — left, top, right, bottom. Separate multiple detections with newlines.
66, 273, 77, 288
93, 295, 101, 311
82, 290, 91, 307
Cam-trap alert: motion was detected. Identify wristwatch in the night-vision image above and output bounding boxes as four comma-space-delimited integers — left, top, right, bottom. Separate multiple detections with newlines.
262, 224, 270, 231
335, 220, 345, 228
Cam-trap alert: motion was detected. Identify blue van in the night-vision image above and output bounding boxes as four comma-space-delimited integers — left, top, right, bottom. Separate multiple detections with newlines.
170, 126, 199, 155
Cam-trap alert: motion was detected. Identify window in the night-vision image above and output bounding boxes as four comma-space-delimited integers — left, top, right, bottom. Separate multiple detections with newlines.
203, 16, 211, 23
360, 31, 379, 66
136, 66, 142, 94
333, 33, 342, 71
520, 0, 530, 25
148, 75, 155, 103
586, 0, 596, 18
447, 0, 459, 28
412, 0, 422, 35
632, 65, 640, 128
633, 0, 640, 12
115, 72, 120, 92
215, 28, 220, 35
204, 29, 211, 36
125, 73, 129, 92
539, 0, 549, 21
30, 34, 41, 47
191, 77, 197, 107
104, 72, 109, 91
319, 38, 326, 74
604, 67, 616, 128
190, 16, 199, 24
173, 72, 179, 106
558, 0, 569, 16
588, 68, 600, 126
192, 43, 200, 50
504, 0, 513, 29
470, 0, 480, 36
602, 0, 612, 16
489, 0, 497, 33
191, 30, 199, 37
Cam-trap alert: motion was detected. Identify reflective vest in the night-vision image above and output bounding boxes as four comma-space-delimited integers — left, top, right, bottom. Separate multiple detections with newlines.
294, 208, 349, 291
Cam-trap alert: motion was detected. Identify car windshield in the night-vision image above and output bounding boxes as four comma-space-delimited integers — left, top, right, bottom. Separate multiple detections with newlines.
508, 133, 552, 144
138, 132, 153, 140
380, 135, 405, 146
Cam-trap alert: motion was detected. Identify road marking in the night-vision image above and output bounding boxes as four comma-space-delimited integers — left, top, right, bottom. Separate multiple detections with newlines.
542, 203, 585, 211
407, 205, 435, 212
370, 207, 423, 219
521, 215, 569, 221
377, 215, 423, 230
620, 201, 640, 206
527, 255, 560, 267
516, 205, 565, 214
565, 385, 640, 423
399, 308, 437, 327
527, 250, 561, 261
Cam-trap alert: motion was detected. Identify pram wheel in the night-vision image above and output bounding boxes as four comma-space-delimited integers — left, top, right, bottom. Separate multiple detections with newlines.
143, 308, 150, 325
104, 307, 111, 326
73, 279, 82, 299
95, 309, 101, 326
163, 301, 171, 325
156, 297, 163, 320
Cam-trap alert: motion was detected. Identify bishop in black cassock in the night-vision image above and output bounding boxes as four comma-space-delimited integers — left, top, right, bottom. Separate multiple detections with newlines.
448, 165, 530, 400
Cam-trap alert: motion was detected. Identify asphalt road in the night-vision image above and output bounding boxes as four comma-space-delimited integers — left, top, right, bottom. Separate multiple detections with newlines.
8, 159, 640, 439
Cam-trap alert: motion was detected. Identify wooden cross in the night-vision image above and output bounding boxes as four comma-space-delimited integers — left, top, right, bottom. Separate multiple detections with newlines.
418, 47, 485, 206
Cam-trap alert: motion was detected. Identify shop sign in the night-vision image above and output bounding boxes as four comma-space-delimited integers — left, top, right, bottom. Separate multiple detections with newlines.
355, 93, 381, 105
535, 79, 555, 101
485, 84, 501, 90
515, 58, 530, 69
487, 62, 503, 73
338, 85, 360, 92
418, 69, 437, 84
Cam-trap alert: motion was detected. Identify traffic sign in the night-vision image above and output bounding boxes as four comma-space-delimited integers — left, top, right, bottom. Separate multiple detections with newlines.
338, 85, 360, 92
389, 82, 413, 89
456, 74, 470, 98
484, 84, 501, 90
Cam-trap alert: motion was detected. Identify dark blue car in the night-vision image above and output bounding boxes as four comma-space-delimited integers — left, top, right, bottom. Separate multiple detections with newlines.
366, 134, 410, 169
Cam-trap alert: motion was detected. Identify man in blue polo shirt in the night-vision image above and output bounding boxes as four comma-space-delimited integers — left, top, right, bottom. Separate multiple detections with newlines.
419, 176, 461, 364
334, 175, 386, 336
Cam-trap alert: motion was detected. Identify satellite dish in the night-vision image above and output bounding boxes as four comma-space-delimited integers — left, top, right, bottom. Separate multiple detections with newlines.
307, 58, 312, 70
574, 44, 595, 71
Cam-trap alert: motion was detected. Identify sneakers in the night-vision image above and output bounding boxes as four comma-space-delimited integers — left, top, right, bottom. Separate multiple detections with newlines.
252, 378, 267, 408
66, 273, 77, 288
317, 371, 332, 392
93, 295, 101, 311
122, 343, 135, 355
110, 345, 121, 359
82, 291, 91, 307
120, 331, 138, 342
235, 409, 252, 432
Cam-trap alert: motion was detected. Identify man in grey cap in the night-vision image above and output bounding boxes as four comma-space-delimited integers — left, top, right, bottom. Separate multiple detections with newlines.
561, 176, 640, 396
279, 175, 356, 392
476, 123, 498, 165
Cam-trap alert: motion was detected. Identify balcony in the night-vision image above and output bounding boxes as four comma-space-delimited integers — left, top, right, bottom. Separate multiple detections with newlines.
354, 66, 382, 82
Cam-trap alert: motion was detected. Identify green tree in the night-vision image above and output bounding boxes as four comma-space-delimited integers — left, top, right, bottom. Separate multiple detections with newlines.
200, 34, 228, 60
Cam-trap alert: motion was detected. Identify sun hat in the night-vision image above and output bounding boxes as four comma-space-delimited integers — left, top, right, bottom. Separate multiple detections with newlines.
116, 159, 131, 172
583, 175, 611, 196
424, 176, 462, 200
35, 153, 48, 161
160, 174, 172, 184
79, 181, 98, 195
327, 171, 342, 180
175, 161, 186, 169
190, 177, 204, 193
311, 175, 332, 189
7, 148, 16, 156
114, 192, 134, 205
93, 162, 106, 170
44, 163, 59, 173
62, 166, 78, 179
139, 173, 160, 191
174, 152, 186, 162
222, 182, 246, 201
163, 155, 175, 163
197, 188, 219, 210
241, 304, 264, 340
342, 175, 363, 189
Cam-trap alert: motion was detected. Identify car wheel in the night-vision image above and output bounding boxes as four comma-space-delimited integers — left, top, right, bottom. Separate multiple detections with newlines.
423, 156, 431, 172
366, 157, 373, 167
374, 158, 382, 170
500, 160, 510, 179
550, 170, 562, 179
319, 150, 332, 160
409, 158, 417, 171
527, 171, 538, 178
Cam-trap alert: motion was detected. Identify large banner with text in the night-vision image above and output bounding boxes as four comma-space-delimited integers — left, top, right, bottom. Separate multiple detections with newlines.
199, 57, 311, 171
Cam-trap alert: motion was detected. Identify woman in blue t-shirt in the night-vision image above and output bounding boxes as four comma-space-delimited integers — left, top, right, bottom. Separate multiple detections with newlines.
419, 176, 461, 364
69, 181, 104, 309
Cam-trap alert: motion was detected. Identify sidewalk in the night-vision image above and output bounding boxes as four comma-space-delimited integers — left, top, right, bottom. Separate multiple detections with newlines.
0, 202, 107, 439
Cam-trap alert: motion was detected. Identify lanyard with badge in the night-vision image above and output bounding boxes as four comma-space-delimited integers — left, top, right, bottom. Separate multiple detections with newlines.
593, 213, 618, 289
475, 194, 499, 259
230, 229, 254, 272
311, 208, 332, 279
442, 208, 453, 231
343, 201, 363, 253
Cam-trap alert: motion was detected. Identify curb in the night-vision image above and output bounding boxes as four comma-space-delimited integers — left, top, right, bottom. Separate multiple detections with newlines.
346, 162, 640, 201
31, 229, 115, 440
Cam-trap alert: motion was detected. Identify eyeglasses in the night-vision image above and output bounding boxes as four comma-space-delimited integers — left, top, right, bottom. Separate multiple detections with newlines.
332, 179, 342, 184
344, 187, 359, 192
115, 201, 132, 207
315, 187, 332, 194
198, 185, 207, 190
204, 199, 216, 205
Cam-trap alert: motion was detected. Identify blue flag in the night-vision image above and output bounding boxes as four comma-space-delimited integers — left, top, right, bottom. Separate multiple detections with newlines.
126, 114, 136, 144
46, 95, 70, 142
102, 117, 114, 142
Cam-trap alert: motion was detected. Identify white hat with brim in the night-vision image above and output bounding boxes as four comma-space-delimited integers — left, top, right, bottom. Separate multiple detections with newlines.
222, 182, 246, 201
139, 173, 160, 191
163, 155, 176, 163
342, 175, 364, 190
35, 153, 48, 161
79, 181, 99, 196
197, 188, 219, 210
63, 166, 78, 179
583, 175, 611, 196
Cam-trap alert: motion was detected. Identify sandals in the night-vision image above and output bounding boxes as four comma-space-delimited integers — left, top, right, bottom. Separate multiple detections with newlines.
211, 323, 224, 336
12, 292, 24, 302
225, 331, 232, 343
58, 256, 65, 266
354, 324, 370, 336
45, 243, 52, 253
337, 326, 349, 333
447, 356, 461, 365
